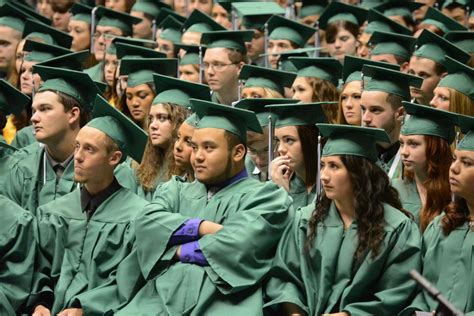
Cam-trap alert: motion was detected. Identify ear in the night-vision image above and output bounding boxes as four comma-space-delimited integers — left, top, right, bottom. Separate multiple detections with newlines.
109, 150, 123, 167
236, 61, 245, 74
68, 106, 81, 125
400, 61, 410, 73
232, 143, 246, 162
440, 71, 448, 79
395, 106, 405, 123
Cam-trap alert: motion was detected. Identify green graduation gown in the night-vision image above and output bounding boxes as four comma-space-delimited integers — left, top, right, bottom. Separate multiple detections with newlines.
10, 125, 36, 149
392, 179, 422, 224
401, 216, 474, 315
84, 61, 104, 82
1, 144, 141, 213
116, 175, 293, 315
31, 186, 148, 315
0, 195, 36, 315
288, 174, 316, 209
0, 141, 21, 193
264, 202, 422, 315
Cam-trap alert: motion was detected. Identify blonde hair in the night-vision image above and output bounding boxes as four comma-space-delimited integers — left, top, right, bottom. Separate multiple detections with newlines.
449, 87, 474, 116
262, 87, 284, 98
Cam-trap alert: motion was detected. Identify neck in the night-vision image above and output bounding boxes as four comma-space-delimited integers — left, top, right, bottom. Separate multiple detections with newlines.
84, 172, 115, 196
216, 84, 238, 105
45, 130, 78, 162
335, 197, 356, 227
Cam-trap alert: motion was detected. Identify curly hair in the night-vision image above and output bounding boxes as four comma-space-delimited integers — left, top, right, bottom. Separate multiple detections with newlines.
304, 77, 340, 123
403, 135, 453, 232
441, 196, 469, 235
306, 155, 407, 262
135, 103, 189, 192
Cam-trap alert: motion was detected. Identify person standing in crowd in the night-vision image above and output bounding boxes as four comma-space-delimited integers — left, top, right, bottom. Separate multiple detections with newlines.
360, 64, 423, 178
393, 102, 458, 231
265, 124, 421, 315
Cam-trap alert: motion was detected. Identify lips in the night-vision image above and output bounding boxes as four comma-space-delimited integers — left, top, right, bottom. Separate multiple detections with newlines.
449, 177, 460, 186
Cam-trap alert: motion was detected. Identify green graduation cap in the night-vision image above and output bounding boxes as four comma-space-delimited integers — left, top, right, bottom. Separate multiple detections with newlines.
457, 114, 474, 151
272, 47, 319, 72
374, 1, 423, 20
181, 9, 226, 33
200, 30, 253, 53
441, 0, 471, 9
106, 42, 117, 55
95, 6, 142, 37
265, 102, 331, 127
113, 36, 158, 49
317, 123, 390, 162
232, 1, 285, 23
438, 55, 474, 100
23, 40, 71, 63
88, 94, 148, 163
343, 55, 399, 84
115, 42, 165, 59
191, 98, 263, 143
175, 43, 202, 65
267, 15, 316, 48
0, 2, 35, 33
413, 29, 471, 67
154, 7, 186, 24
364, 8, 412, 35
152, 73, 211, 108
11, 1, 51, 25
401, 101, 458, 143
299, 0, 328, 18
0, 78, 30, 116
131, 0, 171, 18
362, 64, 423, 100
33, 65, 102, 111
119, 58, 177, 87
158, 16, 183, 44
239, 64, 296, 96
234, 98, 297, 127
369, 31, 416, 60
289, 57, 342, 86
445, 31, 474, 53
23, 18, 73, 48
70, 2, 92, 24
184, 113, 198, 127
35, 50, 89, 71
360, 0, 385, 9
318, 2, 368, 30
421, 7, 467, 33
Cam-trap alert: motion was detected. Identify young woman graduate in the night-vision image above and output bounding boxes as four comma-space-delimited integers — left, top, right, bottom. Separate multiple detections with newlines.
401, 114, 474, 315
239, 64, 295, 100
264, 124, 422, 316
267, 102, 331, 209
392, 102, 457, 232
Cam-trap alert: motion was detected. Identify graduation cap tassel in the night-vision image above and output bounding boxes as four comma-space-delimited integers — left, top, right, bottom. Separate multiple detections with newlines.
316, 135, 322, 196
264, 23, 269, 68
237, 79, 241, 102
231, 8, 238, 31
286, 0, 295, 20
267, 114, 274, 180
314, 22, 320, 57
198, 46, 203, 84
152, 19, 157, 42
90, 6, 98, 54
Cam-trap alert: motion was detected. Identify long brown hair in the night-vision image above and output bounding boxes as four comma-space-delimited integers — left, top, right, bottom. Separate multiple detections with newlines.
442, 196, 469, 235
306, 155, 407, 262
296, 125, 319, 192
403, 135, 452, 231
305, 77, 340, 123
135, 103, 189, 192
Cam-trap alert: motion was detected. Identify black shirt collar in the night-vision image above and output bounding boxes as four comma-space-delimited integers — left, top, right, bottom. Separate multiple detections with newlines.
80, 177, 122, 218
377, 142, 400, 164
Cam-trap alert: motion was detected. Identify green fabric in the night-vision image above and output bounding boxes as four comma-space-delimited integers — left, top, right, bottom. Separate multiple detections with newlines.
414, 30, 471, 67
364, 8, 412, 35
318, 2, 368, 29
37, 50, 89, 71
0, 196, 35, 315
234, 98, 297, 127
89, 95, 148, 163
96, 6, 142, 36
180, 52, 200, 65
0, 78, 30, 115
84, 62, 104, 82
0, 140, 21, 193
391, 179, 421, 225
239, 64, 296, 95
23, 18, 73, 48
317, 124, 390, 162
176, 43, 201, 65
266, 102, 330, 127
10, 126, 36, 149
193, 98, 263, 143
401, 101, 458, 143
152, 73, 211, 108
159, 16, 183, 44
264, 201, 421, 315
132, 0, 170, 17
369, 31, 415, 60
288, 174, 316, 209
363, 65, 423, 100
119, 58, 177, 87
290, 57, 342, 86
23, 40, 72, 63
115, 176, 292, 315
0, 144, 78, 214
458, 115, 474, 151
267, 15, 316, 48
445, 31, 474, 53
422, 7, 467, 33
438, 55, 474, 100
31, 187, 148, 315
115, 42, 165, 59
0, 2, 31, 32
401, 216, 474, 315
374, 1, 422, 18
201, 30, 253, 52
71, 2, 92, 24
181, 9, 226, 33
343, 56, 399, 84
300, 4, 326, 18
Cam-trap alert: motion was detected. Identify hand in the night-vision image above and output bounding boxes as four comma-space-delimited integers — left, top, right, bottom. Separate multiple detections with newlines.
57, 308, 84, 316
198, 221, 223, 236
270, 155, 292, 191
32, 305, 51, 316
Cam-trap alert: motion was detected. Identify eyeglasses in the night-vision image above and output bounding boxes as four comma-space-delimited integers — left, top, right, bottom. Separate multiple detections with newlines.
203, 62, 237, 71
92, 32, 118, 40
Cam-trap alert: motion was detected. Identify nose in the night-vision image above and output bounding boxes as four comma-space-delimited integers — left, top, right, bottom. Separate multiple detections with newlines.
31, 111, 39, 124
400, 143, 408, 158
362, 111, 371, 125
450, 159, 460, 176
429, 95, 436, 108
277, 143, 286, 156
74, 147, 84, 163
345, 97, 353, 109
174, 139, 183, 152
320, 167, 329, 183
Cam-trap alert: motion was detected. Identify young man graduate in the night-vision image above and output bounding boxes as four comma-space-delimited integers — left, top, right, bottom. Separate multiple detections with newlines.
115, 99, 293, 315
30, 95, 149, 316
1, 66, 102, 214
